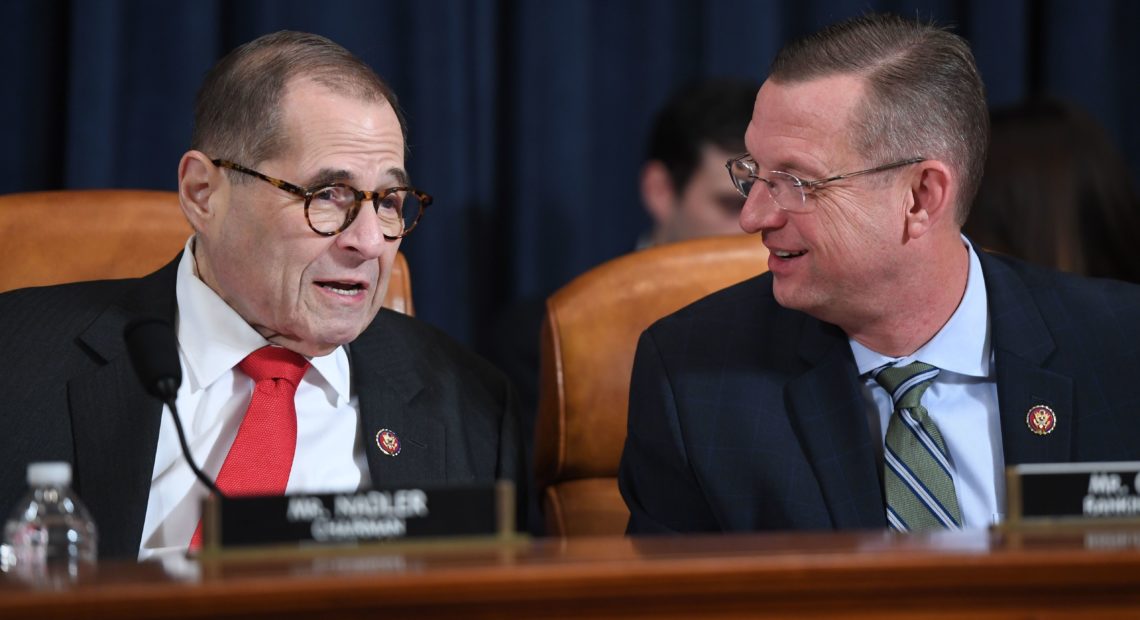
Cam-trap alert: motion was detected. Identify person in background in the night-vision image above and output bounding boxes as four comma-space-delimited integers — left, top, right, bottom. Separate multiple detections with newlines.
964, 99, 1140, 283
638, 78, 761, 247
485, 78, 757, 534
619, 13, 1140, 535
0, 31, 523, 559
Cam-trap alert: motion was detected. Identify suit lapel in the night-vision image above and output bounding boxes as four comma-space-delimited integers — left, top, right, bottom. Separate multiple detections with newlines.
68, 356, 163, 556
784, 317, 885, 528
980, 252, 1074, 465
351, 312, 444, 487
69, 258, 179, 556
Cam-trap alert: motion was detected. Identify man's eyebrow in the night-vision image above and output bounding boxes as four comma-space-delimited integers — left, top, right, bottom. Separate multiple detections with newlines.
773, 158, 824, 179
387, 167, 409, 187
302, 167, 410, 188
304, 168, 354, 187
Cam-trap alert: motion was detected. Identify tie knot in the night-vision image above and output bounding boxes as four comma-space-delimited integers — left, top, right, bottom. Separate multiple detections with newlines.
238, 346, 310, 386
873, 361, 939, 410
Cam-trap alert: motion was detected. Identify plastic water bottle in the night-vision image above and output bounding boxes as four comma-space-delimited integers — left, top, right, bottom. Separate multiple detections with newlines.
2, 462, 98, 586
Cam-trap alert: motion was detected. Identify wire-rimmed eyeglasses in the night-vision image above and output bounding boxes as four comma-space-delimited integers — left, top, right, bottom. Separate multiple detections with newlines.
725, 154, 925, 213
213, 159, 432, 239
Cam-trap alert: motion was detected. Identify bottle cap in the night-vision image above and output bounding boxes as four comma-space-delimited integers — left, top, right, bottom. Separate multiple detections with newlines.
27, 462, 72, 487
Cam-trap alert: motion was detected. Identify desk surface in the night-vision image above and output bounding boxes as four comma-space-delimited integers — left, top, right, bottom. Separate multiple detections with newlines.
4, 528, 1140, 619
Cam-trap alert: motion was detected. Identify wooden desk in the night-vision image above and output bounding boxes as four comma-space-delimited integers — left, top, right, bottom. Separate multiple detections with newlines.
3, 528, 1140, 619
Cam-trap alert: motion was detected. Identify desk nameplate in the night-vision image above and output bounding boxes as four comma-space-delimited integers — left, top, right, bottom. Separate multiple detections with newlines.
201, 481, 515, 554
1006, 461, 1140, 528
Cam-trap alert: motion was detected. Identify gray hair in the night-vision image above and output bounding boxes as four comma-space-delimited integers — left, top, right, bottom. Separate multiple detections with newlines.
769, 14, 989, 224
190, 31, 404, 174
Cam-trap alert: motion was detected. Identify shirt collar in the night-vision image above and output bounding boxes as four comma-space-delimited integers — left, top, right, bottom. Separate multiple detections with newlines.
849, 236, 990, 378
174, 237, 352, 401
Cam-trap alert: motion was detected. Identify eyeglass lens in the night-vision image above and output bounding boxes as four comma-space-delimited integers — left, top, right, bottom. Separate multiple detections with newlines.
728, 158, 810, 213
306, 186, 421, 237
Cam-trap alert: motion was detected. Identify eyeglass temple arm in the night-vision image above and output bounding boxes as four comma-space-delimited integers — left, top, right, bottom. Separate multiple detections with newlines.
802, 157, 926, 187
212, 159, 309, 197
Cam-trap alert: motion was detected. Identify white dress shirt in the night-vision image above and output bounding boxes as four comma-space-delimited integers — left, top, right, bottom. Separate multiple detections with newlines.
849, 238, 1006, 528
138, 239, 370, 559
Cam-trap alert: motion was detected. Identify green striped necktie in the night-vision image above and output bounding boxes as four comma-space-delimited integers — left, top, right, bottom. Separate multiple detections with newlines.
873, 361, 963, 532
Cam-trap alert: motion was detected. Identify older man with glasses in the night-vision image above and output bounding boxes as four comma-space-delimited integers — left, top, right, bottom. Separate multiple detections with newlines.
0, 31, 522, 559
619, 13, 1140, 535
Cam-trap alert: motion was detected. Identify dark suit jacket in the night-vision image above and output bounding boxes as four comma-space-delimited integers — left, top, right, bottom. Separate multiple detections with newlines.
0, 258, 523, 557
619, 250, 1140, 533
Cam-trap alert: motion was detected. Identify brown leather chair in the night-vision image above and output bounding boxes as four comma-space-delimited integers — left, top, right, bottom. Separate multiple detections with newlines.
535, 234, 770, 537
0, 189, 414, 315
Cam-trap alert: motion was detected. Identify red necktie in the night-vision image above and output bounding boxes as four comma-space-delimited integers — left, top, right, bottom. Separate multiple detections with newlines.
189, 346, 310, 549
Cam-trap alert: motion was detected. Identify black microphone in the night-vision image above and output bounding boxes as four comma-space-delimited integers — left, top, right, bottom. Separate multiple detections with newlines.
125, 319, 181, 401
124, 318, 224, 499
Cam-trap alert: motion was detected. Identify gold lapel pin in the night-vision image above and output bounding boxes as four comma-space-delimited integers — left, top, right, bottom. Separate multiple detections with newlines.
1026, 405, 1057, 436
376, 428, 402, 457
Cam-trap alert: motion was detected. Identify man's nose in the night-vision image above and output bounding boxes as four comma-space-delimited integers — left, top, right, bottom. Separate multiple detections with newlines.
739, 186, 786, 233
335, 206, 392, 259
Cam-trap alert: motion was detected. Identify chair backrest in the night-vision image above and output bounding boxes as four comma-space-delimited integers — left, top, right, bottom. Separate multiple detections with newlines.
0, 189, 414, 315
534, 234, 769, 536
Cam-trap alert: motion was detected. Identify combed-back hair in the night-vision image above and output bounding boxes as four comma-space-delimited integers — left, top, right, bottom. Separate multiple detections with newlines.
769, 13, 988, 224
191, 31, 404, 174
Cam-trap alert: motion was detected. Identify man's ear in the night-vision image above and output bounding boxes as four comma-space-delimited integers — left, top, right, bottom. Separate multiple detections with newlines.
177, 151, 222, 233
640, 160, 678, 231
905, 160, 955, 240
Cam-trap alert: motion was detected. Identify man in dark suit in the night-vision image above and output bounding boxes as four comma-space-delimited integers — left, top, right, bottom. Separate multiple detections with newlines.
619, 14, 1140, 534
0, 31, 521, 558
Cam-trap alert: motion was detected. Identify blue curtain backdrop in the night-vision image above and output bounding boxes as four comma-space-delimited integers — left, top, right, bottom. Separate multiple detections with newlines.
3, 0, 1139, 349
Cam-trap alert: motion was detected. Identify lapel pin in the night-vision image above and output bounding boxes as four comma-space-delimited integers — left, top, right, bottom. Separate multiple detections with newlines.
1026, 405, 1057, 436
376, 429, 402, 457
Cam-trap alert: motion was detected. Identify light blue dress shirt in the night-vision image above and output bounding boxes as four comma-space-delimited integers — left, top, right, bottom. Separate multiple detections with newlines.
849, 238, 1005, 528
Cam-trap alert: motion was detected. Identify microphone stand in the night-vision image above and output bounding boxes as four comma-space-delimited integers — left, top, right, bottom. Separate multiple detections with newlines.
125, 319, 225, 500
159, 383, 224, 499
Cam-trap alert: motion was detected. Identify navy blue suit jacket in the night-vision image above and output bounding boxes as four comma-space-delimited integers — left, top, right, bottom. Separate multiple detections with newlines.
619, 250, 1140, 533
0, 257, 523, 557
